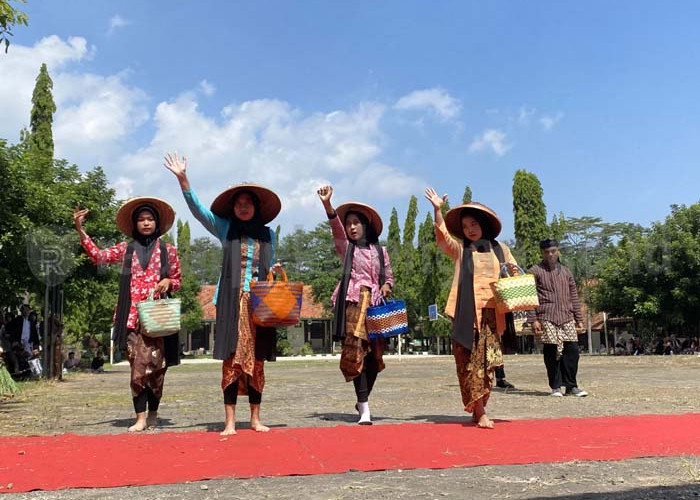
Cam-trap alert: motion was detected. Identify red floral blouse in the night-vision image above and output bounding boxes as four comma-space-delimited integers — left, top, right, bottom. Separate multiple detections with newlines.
81, 237, 182, 329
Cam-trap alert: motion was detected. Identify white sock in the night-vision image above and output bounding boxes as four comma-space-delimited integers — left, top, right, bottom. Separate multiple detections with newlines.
357, 401, 371, 425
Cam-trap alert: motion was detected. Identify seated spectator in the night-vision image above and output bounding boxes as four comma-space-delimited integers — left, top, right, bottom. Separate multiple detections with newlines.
663, 340, 674, 355
632, 335, 645, 355
7, 342, 31, 380
63, 351, 80, 372
614, 342, 625, 355
654, 337, 664, 355
91, 350, 105, 373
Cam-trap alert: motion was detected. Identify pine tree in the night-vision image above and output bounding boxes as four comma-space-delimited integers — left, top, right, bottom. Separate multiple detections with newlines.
402, 196, 419, 247
29, 63, 56, 170
462, 185, 472, 203
274, 224, 281, 247
512, 169, 548, 267
397, 196, 420, 327
387, 208, 401, 260
549, 212, 567, 243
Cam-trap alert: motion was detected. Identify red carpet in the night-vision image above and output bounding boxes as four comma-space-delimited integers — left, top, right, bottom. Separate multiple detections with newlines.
2, 413, 700, 493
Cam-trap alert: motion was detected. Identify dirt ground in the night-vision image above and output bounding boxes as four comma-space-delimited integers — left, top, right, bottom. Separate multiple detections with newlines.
2, 354, 700, 499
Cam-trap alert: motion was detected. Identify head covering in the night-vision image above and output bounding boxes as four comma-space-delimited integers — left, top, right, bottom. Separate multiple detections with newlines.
130, 204, 159, 238
336, 202, 383, 237
444, 202, 502, 241
210, 184, 281, 224
540, 238, 559, 249
115, 197, 175, 237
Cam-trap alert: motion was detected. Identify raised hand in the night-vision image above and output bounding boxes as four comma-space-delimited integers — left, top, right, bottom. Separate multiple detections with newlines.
317, 185, 333, 203
73, 204, 90, 235
164, 152, 187, 178
164, 152, 190, 190
424, 187, 447, 210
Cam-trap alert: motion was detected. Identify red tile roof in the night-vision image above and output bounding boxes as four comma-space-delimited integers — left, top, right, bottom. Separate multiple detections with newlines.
300, 285, 328, 319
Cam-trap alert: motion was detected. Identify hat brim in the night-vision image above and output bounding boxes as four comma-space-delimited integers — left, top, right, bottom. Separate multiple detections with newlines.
210, 184, 281, 225
115, 197, 176, 237
336, 202, 383, 236
444, 202, 502, 240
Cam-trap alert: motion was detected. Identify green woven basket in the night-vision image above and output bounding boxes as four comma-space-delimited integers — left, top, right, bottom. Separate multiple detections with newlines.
491, 268, 539, 312
137, 294, 181, 337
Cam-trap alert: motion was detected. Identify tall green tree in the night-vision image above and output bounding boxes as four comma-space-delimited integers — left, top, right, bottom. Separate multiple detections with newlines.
29, 64, 56, 170
394, 196, 420, 327
462, 185, 472, 203
512, 169, 548, 268
190, 237, 223, 284
386, 208, 401, 259
176, 220, 203, 336
402, 196, 419, 247
0, 0, 28, 52
549, 212, 567, 243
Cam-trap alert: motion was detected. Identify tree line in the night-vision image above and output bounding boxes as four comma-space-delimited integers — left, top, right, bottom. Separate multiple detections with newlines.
3, 63, 699, 351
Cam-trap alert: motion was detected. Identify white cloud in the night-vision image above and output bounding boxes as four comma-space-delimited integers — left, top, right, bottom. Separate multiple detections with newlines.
53, 73, 149, 162
115, 95, 423, 236
540, 112, 564, 131
108, 15, 130, 34
468, 129, 511, 156
0, 36, 92, 141
0, 35, 425, 237
112, 176, 135, 200
394, 88, 461, 120
199, 80, 216, 96
0, 36, 147, 167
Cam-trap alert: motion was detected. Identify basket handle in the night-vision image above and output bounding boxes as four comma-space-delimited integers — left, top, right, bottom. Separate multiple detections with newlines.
500, 262, 526, 278
146, 289, 170, 301
265, 266, 288, 282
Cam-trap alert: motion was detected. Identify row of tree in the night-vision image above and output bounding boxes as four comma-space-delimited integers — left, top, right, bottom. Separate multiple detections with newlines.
4, 61, 700, 350
276, 171, 700, 344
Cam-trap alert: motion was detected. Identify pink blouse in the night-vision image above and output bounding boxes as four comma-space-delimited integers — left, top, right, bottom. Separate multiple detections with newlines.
329, 215, 394, 307
81, 237, 182, 329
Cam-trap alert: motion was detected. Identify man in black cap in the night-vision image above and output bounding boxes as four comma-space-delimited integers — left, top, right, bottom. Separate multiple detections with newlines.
528, 239, 587, 397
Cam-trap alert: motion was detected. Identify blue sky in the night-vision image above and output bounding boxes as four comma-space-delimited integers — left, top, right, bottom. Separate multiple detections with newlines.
2, 1, 700, 242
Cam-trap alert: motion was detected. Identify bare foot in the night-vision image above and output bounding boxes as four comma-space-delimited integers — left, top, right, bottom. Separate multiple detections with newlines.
146, 412, 158, 430
476, 414, 494, 429
251, 422, 270, 432
220, 426, 237, 436
128, 419, 147, 432
249, 404, 269, 432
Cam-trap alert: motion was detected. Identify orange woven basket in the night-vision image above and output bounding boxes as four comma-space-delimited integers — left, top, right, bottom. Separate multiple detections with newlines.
250, 267, 303, 328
